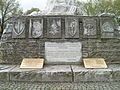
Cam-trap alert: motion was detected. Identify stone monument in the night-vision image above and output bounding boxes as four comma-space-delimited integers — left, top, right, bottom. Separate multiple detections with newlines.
0, 0, 120, 65
0, 0, 120, 84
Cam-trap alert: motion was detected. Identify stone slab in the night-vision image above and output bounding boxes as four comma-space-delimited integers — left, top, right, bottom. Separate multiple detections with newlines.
0, 65, 16, 81
9, 65, 72, 82
72, 65, 112, 82
45, 42, 82, 64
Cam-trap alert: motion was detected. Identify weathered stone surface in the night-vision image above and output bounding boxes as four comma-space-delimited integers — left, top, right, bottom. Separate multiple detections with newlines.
0, 64, 120, 82
10, 65, 72, 82
109, 64, 120, 81
45, 42, 82, 64
1, 81, 120, 90
72, 65, 112, 82
0, 65, 15, 81
82, 40, 120, 63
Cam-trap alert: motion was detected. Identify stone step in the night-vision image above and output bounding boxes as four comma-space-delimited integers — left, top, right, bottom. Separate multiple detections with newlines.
0, 64, 120, 82
10, 65, 72, 82
0, 81, 120, 90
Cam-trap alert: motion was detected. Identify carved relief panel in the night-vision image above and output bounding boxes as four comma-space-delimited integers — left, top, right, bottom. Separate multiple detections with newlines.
83, 18, 97, 38
12, 18, 26, 38
65, 17, 79, 38
101, 18, 115, 38
29, 18, 43, 38
47, 18, 61, 38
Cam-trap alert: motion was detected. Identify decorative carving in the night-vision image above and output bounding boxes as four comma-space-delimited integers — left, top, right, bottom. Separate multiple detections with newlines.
101, 21, 114, 38
49, 20, 60, 35
65, 18, 79, 38
47, 18, 61, 38
13, 19, 25, 35
12, 19, 25, 38
102, 22, 114, 32
29, 19, 43, 38
83, 19, 97, 36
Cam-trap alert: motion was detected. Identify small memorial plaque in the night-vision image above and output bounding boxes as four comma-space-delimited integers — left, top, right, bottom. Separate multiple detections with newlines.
20, 58, 44, 69
83, 58, 107, 68
45, 42, 82, 63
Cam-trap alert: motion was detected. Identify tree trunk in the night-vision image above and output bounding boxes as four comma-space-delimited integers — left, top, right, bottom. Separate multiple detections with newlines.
1, 17, 5, 35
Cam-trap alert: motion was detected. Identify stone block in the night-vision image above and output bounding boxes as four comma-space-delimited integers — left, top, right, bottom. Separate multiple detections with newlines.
72, 65, 112, 82
45, 42, 82, 64
9, 65, 72, 82
0, 65, 15, 81
109, 64, 120, 81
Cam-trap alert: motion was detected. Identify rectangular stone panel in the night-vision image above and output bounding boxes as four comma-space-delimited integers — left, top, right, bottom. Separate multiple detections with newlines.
100, 17, 115, 38
29, 18, 43, 38
83, 18, 97, 38
47, 18, 62, 38
65, 17, 79, 38
12, 18, 26, 38
45, 42, 82, 64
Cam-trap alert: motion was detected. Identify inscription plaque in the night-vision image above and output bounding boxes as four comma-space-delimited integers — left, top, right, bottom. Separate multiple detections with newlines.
45, 42, 82, 63
83, 58, 107, 68
20, 58, 44, 69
